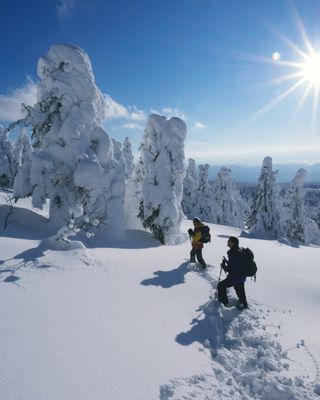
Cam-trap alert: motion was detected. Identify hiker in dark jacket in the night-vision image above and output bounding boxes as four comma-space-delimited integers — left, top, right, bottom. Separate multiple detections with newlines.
188, 217, 207, 269
218, 236, 248, 308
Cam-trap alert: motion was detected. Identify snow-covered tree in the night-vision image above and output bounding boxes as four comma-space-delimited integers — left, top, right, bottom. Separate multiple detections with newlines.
0, 126, 15, 187
124, 156, 144, 229
123, 137, 135, 180
182, 158, 198, 218
305, 217, 320, 245
246, 156, 281, 237
109, 139, 126, 236
280, 168, 307, 244
122, 137, 143, 230
304, 186, 320, 230
211, 167, 245, 228
12, 128, 33, 198
20, 44, 125, 238
193, 163, 214, 223
138, 114, 186, 244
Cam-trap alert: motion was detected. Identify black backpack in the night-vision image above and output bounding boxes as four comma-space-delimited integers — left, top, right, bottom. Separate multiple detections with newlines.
201, 225, 211, 243
238, 247, 257, 278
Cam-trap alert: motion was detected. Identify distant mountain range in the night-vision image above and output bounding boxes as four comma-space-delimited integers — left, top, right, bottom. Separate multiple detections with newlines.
208, 163, 320, 183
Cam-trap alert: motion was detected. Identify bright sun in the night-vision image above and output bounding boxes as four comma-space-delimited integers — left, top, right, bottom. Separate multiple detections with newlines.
246, 9, 320, 126
302, 52, 320, 87
227, 5, 320, 129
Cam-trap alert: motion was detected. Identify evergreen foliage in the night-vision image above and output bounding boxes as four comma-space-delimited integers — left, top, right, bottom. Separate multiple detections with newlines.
12, 128, 33, 198
0, 126, 15, 187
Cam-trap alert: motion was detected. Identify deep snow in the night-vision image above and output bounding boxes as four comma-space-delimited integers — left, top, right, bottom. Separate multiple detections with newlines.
0, 191, 320, 400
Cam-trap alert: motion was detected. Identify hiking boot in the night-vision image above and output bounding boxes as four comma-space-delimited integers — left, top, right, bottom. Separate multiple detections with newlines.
237, 301, 248, 310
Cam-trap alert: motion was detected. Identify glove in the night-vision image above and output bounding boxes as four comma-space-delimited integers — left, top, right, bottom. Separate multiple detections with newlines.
188, 228, 193, 236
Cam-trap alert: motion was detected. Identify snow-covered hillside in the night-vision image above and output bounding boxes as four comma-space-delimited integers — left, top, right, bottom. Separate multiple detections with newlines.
0, 191, 320, 400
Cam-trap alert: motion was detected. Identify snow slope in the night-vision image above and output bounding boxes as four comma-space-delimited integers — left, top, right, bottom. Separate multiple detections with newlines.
0, 191, 320, 400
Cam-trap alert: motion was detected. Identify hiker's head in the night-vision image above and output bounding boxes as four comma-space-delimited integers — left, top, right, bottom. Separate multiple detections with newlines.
193, 217, 201, 226
227, 236, 239, 248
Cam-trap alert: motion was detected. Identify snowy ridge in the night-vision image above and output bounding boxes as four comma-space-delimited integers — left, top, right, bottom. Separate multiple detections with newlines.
161, 267, 319, 399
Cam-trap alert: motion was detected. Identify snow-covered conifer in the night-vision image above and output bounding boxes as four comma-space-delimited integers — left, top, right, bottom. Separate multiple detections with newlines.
304, 187, 320, 235
305, 217, 320, 245
21, 44, 125, 238
182, 158, 198, 218
193, 163, 214, 223
108, 139, 126, 237
246, 156, 281, 237
0, 126, 14, 187
211, 167, 245, 228
124, 157, 144, 230
138, 114, 186, 244
13, 128, 33, 198
123, 137, 135, 180
280, 168, 307, 244
123, 137, 143, 230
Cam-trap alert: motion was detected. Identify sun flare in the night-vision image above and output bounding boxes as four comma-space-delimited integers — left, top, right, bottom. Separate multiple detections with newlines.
302, 51, 320, 87
244, 7, 320, 129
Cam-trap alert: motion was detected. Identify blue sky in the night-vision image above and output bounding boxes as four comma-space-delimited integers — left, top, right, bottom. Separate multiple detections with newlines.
1, 0, 320, 165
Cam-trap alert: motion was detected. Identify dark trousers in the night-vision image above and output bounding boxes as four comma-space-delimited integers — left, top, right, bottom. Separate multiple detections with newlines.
217, 277, 247, 307
190, 248, 206, 267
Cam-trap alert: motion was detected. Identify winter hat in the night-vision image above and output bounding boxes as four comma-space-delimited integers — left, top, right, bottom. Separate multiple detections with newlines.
193, 217, 201, 224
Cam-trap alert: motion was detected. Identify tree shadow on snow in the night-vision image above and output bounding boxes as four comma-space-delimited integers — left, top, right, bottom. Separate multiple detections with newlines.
216, 234, 232, 239
141, 262, 190, 288
0, 241, 54, 284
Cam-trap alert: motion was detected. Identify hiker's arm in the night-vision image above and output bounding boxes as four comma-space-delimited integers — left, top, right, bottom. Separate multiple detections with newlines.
221, 256, 230, 272
225, 254, 237, 271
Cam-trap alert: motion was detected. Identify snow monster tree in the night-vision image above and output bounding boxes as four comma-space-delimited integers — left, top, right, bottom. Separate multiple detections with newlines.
281, 168, 307, 244
182, 158, 198, 218
138, 114, 186, 244
22, 44, 125, 238
246, 156, 281, 237
211, 167, 245, 228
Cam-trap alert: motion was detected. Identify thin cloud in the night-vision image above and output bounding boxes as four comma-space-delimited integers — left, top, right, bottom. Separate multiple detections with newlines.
56, 0, 79, 20
128, 106, 146, 121
189, 140, 211, 146
0, 80, 37, 122
104, 94, 129, 119
150, 107, 186, 120
121, 123, 144, 130
194, 121, 207, 129
104, 95, 147, 123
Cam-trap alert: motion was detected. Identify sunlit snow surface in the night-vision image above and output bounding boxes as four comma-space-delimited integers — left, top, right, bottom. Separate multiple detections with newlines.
0, 191, 319, 400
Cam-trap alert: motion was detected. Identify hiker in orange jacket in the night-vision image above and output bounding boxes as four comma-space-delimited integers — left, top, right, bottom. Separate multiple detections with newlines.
188, 217, 207, 269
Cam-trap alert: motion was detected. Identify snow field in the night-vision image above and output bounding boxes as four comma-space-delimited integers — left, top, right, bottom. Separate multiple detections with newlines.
0, 200, 320, 399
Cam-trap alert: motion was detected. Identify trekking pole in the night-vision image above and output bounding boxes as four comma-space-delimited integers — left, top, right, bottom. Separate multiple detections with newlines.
214, 260, 224, 299
217, 265, 223, 285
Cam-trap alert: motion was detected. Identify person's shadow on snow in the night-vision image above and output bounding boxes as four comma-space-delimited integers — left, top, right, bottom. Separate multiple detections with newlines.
141, 262, 190, 288
176, 297, 240, 351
